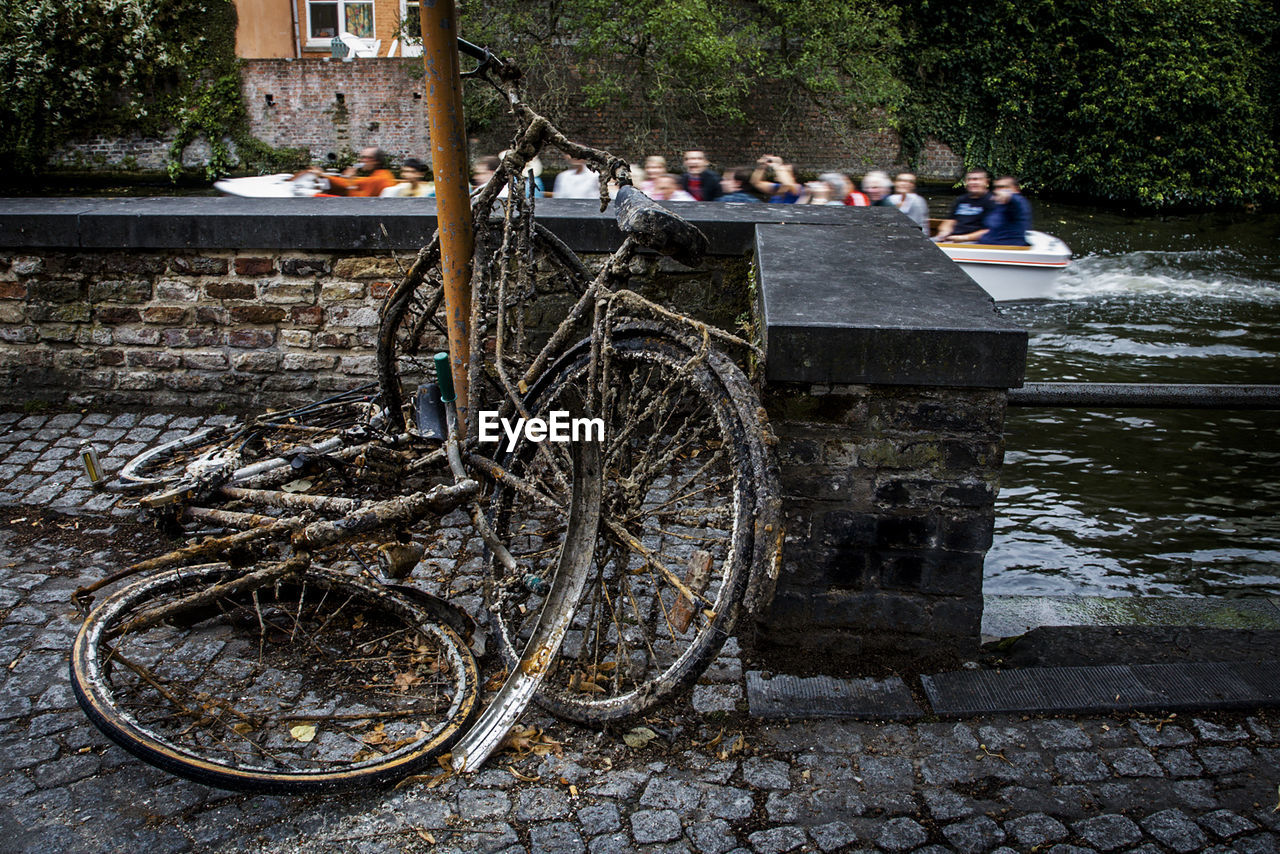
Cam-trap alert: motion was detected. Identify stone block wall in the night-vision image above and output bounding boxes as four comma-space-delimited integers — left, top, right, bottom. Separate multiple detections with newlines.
0, 249, 747, 410
761, 383, 1006, 658
0, 250, 393, 408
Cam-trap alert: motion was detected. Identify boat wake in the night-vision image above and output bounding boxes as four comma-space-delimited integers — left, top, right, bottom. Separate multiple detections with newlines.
1055, 249, 1280, 303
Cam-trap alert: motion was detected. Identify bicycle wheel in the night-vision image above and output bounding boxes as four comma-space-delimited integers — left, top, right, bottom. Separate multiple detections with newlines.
377, 224, 590, 433
114, 387, 385, 498
486, 323, 772, 724
70, 561, 479, 793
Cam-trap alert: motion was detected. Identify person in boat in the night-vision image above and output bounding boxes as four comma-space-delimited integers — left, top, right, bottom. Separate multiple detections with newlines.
826, 173, 868, 206
716, 168, 760, 202
551, 156, 601, 199
650, 174, 696, 201
932, 168, 994, 242
980, 175, 1032, 246
679, 149, 722, 201
861, 171, 893, 206
381, 157, 434, 197
750, 155, 802, 203
498, 149, 545, 198
293, 147, 397, 197
889, 172, 930, 234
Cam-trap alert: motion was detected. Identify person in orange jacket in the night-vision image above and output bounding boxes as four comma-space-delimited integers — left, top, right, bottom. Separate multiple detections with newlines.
293, 147, 397, 197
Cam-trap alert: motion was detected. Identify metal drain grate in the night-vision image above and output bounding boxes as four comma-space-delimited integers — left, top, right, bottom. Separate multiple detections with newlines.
746, 672, 923, 720
922, 661, 1280, 716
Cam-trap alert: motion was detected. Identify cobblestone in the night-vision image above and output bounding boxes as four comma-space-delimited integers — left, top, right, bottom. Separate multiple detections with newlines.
631, 809, 683, 844
746, 825, 806, 853
1074, 813, 1143, 850
1006, 812, 1069, 847
943, 815, 1006, 852
741, 756, 791, 790
1200, 809, 1258, 839
1143, 807, 1209, 852
0, 409, 1276, 853
875, 816, 928, 851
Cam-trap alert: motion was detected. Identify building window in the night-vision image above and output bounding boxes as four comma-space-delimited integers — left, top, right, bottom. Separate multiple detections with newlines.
399, 0, 422, 56
307, 0, 374, 47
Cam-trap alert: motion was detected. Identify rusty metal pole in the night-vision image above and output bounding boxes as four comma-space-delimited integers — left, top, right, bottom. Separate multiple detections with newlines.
420, 0, 472, 428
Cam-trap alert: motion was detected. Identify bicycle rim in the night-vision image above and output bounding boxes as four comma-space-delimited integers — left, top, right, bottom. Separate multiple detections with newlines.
487, 324, 760, 724
115, 387, 384, 493
70, 562, 478, 793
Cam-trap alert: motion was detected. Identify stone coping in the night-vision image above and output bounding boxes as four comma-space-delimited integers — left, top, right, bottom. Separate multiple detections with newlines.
0, 197, 1027, 388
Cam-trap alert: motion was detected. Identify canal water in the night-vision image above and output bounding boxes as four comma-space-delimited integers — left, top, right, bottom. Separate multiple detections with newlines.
983, 202, 1280, 597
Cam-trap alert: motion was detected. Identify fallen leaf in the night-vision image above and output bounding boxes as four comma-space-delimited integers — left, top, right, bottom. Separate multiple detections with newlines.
395, 671, 423, 691
281, 478, 314, 493
415, 829, 436, 844
501, 725, 564, 758
289, 723, 317, 743
718, 734, 746, 761
623, 726, 659, 749
508, 766, 540, 782
232, 722, 253, 736
363, 723, 388, 745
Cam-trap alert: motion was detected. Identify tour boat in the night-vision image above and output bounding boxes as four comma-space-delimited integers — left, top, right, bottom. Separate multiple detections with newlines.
937, 230, 1072, 301
213, 174, 328, 198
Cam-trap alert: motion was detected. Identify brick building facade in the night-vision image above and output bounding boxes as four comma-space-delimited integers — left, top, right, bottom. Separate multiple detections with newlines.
54, 58, 964, 182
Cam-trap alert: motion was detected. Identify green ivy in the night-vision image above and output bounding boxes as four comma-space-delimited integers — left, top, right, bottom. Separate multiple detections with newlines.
456, 0, 904, 155
896, 0, 1280, 208
0, 0, 303, 179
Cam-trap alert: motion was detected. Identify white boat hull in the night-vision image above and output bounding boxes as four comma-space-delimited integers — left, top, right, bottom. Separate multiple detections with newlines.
940, 230, 1072, 301
213, 174, 327, 198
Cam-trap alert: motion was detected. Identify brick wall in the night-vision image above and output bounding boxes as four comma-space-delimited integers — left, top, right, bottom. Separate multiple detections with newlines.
0, 248, 746, 410
760, 382, 1005, 658
241, 59, 433, 166
0, 250, 393, 408
50, 59, 963, 181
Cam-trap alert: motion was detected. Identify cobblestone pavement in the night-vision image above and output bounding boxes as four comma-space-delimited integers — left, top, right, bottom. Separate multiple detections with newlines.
1, 410, 1279, 853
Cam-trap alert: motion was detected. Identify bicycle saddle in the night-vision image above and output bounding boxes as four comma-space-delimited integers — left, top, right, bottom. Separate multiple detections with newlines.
613, 185, 710, 268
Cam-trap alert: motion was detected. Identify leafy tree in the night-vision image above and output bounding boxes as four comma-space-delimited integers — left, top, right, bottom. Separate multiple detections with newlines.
897, 0, 1280, 207
0, 0, 300, 178
457, 0, 905, 155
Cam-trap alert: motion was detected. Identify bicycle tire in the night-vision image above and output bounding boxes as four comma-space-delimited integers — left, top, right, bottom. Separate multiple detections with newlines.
70, 561, 479, 793
113, 388, 384, 494
486, 323, 766, 724
377, 223, 590, 433
114, 422, 239, 490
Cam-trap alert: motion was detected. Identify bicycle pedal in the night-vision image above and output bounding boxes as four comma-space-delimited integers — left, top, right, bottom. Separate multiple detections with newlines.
413, 383, 448, 441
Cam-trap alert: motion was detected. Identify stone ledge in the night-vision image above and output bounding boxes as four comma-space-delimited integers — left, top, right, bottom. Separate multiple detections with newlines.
754, 221, 1026, 388
0, 198, 1026, 390
0, 196, 871, 253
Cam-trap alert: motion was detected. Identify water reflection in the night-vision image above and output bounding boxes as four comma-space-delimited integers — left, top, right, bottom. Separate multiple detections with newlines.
986, 204, 1280, 596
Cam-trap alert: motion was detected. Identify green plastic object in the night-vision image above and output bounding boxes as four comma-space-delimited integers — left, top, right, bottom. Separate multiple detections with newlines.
434, 352, 455, 403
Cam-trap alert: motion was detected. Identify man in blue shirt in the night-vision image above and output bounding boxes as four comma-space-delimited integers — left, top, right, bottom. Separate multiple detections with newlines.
932, 168, 994, 242
981, 176, 1032, 245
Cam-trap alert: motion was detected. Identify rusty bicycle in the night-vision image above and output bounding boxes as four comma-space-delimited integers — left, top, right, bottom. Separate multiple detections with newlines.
68, 36, 779, 794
